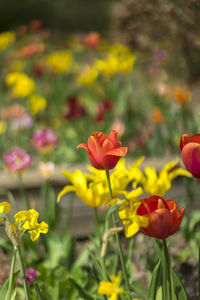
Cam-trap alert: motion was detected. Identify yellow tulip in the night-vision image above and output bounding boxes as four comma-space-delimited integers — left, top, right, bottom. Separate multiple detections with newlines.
119, 201, 148, 238
129, 159, 191, 196
57, 169, 108, 207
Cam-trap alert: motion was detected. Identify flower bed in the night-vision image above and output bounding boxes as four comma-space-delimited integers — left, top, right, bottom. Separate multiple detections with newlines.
1, 22, 200, 300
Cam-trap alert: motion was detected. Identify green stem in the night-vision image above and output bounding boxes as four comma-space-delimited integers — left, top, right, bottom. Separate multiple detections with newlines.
34, 282, 43, 300
162, 240, 172, 300
6, 249, 17, 300
17, 246, 30, 300
18, 175, 30, 210
94, 208, 109, 282
94, 207, 101, 241
105, 170, 131, 295
198, 242, 200, 299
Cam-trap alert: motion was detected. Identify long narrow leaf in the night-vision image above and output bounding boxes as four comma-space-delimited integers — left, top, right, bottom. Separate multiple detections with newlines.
171, 268, 188, 300
1, 271, 19, 300
148, 260, 161, 300
68, 277, 94, 300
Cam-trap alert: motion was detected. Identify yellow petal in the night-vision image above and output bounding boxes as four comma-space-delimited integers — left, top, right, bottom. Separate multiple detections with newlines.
0, 202, 11, 221
57, 185, 75, 202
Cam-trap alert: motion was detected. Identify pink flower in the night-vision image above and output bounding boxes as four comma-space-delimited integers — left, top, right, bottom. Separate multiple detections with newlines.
4, 148, 32, 172
10, 113, 33, 131
32, 128, 58, 153
25, 268, 38, 284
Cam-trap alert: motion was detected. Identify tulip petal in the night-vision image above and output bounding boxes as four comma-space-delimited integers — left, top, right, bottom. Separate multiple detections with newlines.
77, 143, 89, 151
146, 208, 172, 239
109, 130, 121, 147
180, 133, 200, 151
105, 147, 128, 157
180, 134, 190, 151
102, 138, 114, 153
172, 207, 184, 234
181, 142, 200, 177
103, 147, 128, 170
57, 185, 76, 202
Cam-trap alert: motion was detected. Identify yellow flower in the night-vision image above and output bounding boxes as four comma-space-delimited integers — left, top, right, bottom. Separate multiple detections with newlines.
109, 43, 132, 56
0, 202, 11, 222
14, 209, 48, 241
87, 159, 132, 197
77, 65, 98, 86
94, 44, 136, 77
95, 56, 119, 77
46, 51, 72, 72
8, 59, 25, 72
28, 94, 47, 115
130, 159, 192, 196
5, 72, 35, 98
119, 54, 136, 73
119, 201, 148, 238
0, 121, 7, 135
57, 169, 108, 207
98, 272, 127, 300
0, 32, 15, 51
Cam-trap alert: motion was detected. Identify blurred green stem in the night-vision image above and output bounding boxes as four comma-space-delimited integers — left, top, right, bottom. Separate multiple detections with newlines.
105, 170, 131, 296
17, 245, 30, 300
162, 240, 172, 300
6, 249, 17, 300
94, 208, 109, 282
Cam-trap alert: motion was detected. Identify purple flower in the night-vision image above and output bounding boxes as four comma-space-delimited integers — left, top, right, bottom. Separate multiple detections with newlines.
25, 268, 38, 284
32, 128, 58, 153
4, 148, 32, 172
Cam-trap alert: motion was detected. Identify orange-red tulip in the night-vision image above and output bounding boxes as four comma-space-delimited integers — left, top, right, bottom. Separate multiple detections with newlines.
77, 130, 128, 170
180, 133, 200, 178
137, 195, 184, 239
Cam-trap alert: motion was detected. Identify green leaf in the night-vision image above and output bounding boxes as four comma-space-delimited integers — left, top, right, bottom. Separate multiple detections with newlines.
132, 280, 148, 298
106, 200, 126, 219
68, 277, 94, 300
171, 268, 188, 300
0, 213, 6, 219
155, 286, 162, 300
148, 260, 161, 300
0, 271, 19, 300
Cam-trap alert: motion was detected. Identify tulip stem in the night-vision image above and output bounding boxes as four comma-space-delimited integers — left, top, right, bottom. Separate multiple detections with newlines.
18, 174, 30, 210
6, 249, 17, 300
17, 245, 30, 300
94, 207, 101, 242
198, 242, 200, 299
94, 209, 109, 283
105, 170, 131, 296
162, 240, 172, 300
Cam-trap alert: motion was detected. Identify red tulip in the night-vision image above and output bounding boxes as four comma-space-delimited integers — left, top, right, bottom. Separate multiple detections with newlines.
180, 133, 200, 178
83, 32, 100, 49
137, 195, 184, 239
77, 130, 128, 170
